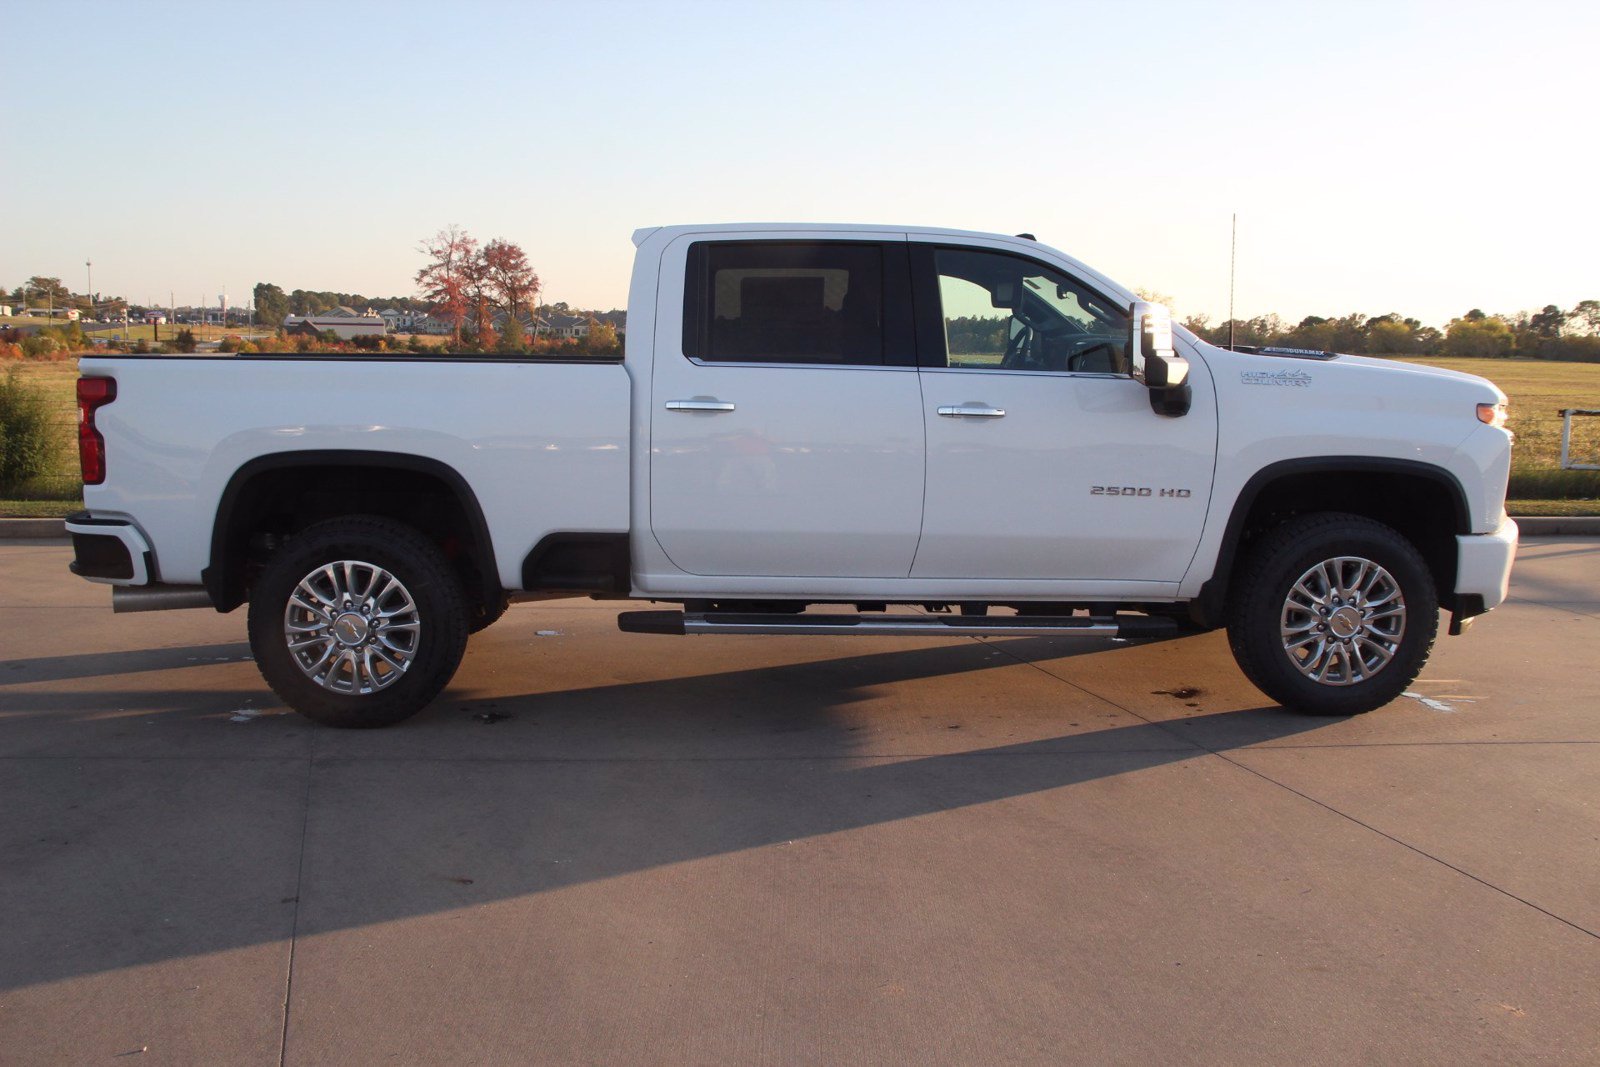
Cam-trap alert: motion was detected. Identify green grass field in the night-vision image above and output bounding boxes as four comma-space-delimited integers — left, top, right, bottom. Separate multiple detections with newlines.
1, 317, 263, 344
3, 354, 1598, 516
1398, 356, 1600, 471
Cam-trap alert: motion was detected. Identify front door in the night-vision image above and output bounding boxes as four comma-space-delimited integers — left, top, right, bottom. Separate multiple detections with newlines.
911, 244, 1215, 582
649, 235, 925, 578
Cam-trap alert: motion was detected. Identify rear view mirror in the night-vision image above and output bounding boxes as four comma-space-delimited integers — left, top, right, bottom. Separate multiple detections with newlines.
1129, 301, 1191, 417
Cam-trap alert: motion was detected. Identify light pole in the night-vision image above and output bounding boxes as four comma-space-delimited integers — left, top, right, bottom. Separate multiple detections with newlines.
85, 259, 93, 317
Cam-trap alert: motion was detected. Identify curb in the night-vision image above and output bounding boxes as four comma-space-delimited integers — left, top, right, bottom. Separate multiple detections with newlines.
0, 518, 69, 540
4, 515, 1599, 541
1513, 516, 1600, 536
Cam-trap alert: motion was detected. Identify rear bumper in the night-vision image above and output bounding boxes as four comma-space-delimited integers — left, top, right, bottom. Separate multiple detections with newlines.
1454, 516, 1518, 619
64, 512, 153, 585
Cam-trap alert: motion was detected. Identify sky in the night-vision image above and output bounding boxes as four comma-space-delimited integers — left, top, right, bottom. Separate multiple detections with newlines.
4, 0, 1596, 326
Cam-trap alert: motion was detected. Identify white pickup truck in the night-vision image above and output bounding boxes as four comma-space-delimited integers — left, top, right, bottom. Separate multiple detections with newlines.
66, 224, 1518, 727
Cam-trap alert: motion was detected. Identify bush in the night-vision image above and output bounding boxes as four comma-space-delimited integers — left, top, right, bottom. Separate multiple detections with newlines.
0, 366, 59, 494
219, 334, 244, 353
174, 328, 197, 353
21, 333, 61, 359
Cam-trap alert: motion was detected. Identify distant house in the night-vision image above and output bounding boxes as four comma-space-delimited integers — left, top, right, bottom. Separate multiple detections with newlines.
378, 309, 402, 332
538, 313, 590, 339
284, 306, 387, 340
403, 314, 453, 336
0, 305, 11, 318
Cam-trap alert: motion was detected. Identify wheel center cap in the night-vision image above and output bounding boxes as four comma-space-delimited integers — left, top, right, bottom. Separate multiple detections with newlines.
332, 612, 370, 646
1329, 606, 1362, 639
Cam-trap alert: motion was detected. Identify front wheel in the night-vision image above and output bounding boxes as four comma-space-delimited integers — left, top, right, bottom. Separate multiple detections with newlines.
247, 516, 470, 728
1227, 513, 1438, 715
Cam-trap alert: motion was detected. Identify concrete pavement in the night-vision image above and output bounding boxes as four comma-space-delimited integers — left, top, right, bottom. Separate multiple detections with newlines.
1, 540, 1596, 1064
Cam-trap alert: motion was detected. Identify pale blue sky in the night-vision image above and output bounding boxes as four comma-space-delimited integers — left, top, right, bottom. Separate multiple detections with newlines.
5, 0, 1595, 325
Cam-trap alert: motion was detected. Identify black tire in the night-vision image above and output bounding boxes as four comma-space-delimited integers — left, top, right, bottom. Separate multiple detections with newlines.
1226, 512, 1437, 716
247, 516, 469, 728
468, 594, 511, 635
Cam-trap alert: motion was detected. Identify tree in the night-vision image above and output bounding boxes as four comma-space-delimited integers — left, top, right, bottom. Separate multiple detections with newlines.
482, 238, 540, 317
499, 314, 526, 352
1367, 317, 1416, 354
253, 283, 289, 328
415, 225, 478, 345
1527, 304, 1566, 339
586, 319, 620, 355
24, 276, 70, 308
1443, 314, 1513, 357
1568, 299, 1600, 336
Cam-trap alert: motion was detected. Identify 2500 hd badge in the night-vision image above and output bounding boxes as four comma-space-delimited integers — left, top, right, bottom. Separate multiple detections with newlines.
1090, 486, 1193, 497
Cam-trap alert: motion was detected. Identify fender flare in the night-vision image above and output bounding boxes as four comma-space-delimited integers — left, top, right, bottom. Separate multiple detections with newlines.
1190, 455, 1471, 627
202, 450, 496, 612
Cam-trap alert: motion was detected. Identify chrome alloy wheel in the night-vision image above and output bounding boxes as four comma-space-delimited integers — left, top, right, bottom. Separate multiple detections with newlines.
283, 560, 421, 695
1279, 556, 1407, 686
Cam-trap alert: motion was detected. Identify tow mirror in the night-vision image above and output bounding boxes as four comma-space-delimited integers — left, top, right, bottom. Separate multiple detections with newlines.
1129, 300, 1191, 417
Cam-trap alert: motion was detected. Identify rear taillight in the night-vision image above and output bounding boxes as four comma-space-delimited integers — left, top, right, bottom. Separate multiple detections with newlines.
77, 377, 116, 485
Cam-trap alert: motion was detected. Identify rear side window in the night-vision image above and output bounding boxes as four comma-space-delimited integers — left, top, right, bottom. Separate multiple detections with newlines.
683, 241, 887, 365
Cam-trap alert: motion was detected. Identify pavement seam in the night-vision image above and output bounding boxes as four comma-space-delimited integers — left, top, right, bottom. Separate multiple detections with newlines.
976, 636, 1600, 944
278, 730, 315, 1067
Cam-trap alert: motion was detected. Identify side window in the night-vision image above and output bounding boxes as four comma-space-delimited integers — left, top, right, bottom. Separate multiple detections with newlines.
683, 242, 886, 365
931, 248, 1131, 375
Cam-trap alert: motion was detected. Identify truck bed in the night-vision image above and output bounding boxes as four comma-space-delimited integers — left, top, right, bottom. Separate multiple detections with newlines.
79, 353, 632, 591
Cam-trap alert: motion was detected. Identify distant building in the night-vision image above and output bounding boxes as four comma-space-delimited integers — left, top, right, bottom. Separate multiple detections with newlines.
144, 312, 167, 325
0, 305, 11, 318
538, 313, 590, 339
284, 306, 386, 340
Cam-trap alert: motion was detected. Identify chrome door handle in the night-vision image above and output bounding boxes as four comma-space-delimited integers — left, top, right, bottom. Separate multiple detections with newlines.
937, 405, 1006, 418
665, 399, 736, 412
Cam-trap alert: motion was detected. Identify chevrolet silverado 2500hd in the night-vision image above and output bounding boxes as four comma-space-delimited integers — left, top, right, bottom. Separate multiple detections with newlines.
65, 224, 1518, 727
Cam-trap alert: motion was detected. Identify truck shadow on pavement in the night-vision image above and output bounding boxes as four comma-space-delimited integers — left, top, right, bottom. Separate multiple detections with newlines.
0, 643, 255, 686
1, 633, 1333, 993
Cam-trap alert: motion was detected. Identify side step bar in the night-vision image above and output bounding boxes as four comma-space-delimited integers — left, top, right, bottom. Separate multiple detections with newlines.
617, 611, 1180, 639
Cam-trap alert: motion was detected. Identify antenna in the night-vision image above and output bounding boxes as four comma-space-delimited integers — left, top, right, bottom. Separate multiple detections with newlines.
1228, 213, 1237, 351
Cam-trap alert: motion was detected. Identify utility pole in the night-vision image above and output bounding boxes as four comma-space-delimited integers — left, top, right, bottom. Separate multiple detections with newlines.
1228, 213, 1237, 351
85, 259, 93, 317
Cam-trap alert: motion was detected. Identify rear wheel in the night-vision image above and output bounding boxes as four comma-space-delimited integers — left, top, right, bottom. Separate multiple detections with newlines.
1227, 512, 1437, 715
247, 516, 469, 728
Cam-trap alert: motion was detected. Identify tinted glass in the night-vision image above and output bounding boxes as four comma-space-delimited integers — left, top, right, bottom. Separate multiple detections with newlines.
933, 248, 1130, 374
685, 242, 886, 365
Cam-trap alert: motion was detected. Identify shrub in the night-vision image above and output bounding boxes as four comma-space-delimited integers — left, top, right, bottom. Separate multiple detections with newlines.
21, 333, 61, 359
219, 335, 244, 353
0, 366, 59, 494
132, 338, 152, 354
174, 328, 197, 353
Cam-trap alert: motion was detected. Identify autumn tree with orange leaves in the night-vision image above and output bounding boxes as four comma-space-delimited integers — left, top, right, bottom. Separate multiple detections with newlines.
416, 227, 542, 349
415, 225, 478, 345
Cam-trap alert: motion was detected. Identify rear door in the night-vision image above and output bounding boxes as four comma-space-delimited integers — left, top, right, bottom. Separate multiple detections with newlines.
910, 243, 1215, 582
648, 232, 925, 577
